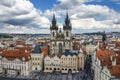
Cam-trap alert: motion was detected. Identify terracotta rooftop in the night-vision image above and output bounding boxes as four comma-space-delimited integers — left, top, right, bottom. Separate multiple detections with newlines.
116, 42, 120, 47
96, 49, 114, 67
73, 42, 81, 50
0, 49, 31, 61
96, 49, 114, 60
109, 65, 120, 78
49, 54, 62, 58
115, 51, 120, 65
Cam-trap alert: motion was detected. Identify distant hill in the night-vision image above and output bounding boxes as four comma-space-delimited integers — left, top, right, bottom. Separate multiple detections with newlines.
0, 34, 13, 38
9, 33, 50, 37
83, 32, 103, 35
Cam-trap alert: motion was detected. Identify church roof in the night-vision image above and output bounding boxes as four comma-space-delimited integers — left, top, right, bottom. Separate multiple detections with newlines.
63, 51, 77, 56
32, 44, 42, 54
40, 42, 47, 47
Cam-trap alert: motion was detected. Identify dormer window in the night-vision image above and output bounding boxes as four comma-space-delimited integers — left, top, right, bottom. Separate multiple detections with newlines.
22, 57, 25, 61
25, 50, 27, 53
28, 56, 30, 59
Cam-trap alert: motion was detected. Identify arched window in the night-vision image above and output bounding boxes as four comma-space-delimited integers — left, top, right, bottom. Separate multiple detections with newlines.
59, 43, 62, 54
66, 31, 69, 37
53, 32, 55, 37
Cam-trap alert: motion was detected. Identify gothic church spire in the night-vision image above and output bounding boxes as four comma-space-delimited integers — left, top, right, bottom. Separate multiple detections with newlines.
50, 14, 58, 30
63, 13, 72, 30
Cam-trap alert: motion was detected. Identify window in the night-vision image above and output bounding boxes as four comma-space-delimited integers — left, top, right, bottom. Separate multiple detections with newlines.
66, 31, 69, 37
59, 43, 62, 54
53, 32, 55, 37
53, 44, 54, 47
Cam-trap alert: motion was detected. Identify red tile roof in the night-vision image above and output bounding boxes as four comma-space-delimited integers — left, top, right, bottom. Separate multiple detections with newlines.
109, 65, 120, 78
0, 49, 31, 61
73, 42, 81, 50
96, 49, 114, 67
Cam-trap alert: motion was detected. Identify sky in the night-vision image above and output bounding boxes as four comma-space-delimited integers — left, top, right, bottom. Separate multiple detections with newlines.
0, 0, 120, 34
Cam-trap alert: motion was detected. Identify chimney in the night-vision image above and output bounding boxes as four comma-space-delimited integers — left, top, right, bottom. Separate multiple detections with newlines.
97, 42, 100, 50
25, 49, 27, 53
116, 53, 118, 57
110, 56, 112, 61
112, 58, 116, 66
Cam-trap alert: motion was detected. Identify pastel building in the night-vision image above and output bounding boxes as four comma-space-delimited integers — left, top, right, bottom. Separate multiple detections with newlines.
31, 44, 44, 71
85, 43, 98, 57
60, 51, 78, 73
44, 55, 60, 72
101, 66, 120, 80
44, 50, 85, 73
0, 49, 32, 76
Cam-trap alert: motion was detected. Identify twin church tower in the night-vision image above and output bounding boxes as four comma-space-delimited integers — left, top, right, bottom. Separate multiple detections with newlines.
50, 13, 73, 55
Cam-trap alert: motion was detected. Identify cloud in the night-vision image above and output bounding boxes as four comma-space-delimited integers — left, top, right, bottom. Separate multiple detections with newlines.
55, 0, 95, 9
43, 9, 61, 19
0, 0, 120, 33
0, 0, 50, 33
50, 0, 120, 33
111, 0, 120, 4
0, 23, 49, 34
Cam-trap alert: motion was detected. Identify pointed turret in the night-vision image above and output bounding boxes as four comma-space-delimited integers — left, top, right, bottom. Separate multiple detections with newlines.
65, 13, 69, 25
63, 13, 72, 30
102, 31, 106, 44
50, 14, 58, 30
52, 14, 56, 25
102, 31, 107, 49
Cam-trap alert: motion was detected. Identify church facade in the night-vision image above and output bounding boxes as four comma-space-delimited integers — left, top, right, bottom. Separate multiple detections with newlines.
50, 13, 73, 55
44, 13, 85, 73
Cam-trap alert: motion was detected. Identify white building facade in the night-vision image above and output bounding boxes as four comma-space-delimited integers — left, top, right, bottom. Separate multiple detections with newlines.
0, 49, 32, 76
44, 51, 85, 73
31, 44, 44, 71
1, 58, 32, 76
44, 55, 60, 72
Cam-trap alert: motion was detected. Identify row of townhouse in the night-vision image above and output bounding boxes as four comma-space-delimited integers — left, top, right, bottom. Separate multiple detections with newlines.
0, 42, 48, 76
44, 50, 85, 73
